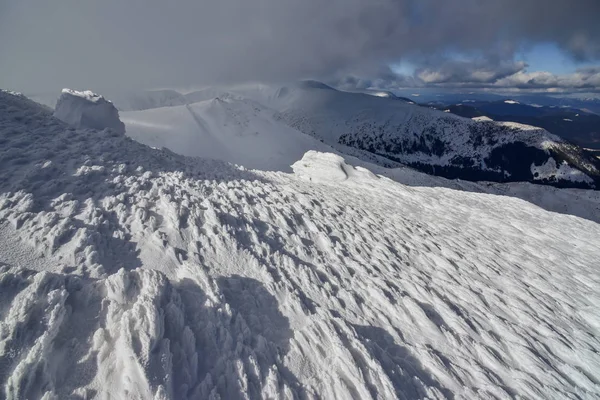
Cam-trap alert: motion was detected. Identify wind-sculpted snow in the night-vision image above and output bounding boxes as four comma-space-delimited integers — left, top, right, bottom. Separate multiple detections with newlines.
1, 90, 600, 399
54, 89, 126, 134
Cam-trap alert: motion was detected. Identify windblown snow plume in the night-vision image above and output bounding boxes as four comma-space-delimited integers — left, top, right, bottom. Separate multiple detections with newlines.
1, 90, 600, 399
54, 89, 126, 134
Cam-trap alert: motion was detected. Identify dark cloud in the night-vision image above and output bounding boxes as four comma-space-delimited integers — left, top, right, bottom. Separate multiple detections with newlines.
0, 0, 599, 93
332, 66, 418, 92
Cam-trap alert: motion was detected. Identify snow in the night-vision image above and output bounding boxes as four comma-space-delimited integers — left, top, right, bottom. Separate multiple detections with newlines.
291, 151, 378, 183
370, 91, 394, 98
1, 90, 600, 399
121, 97, 334, 172
496, 120, 547, 132
532, 157, 594, 184
206, 82, 572, 172
0, 89, 23, 97
504, 100, 520, 104
563, 118, 573, 122
54, 88, 126, 134
119, 84, 585, 184
472, 116, 494, 122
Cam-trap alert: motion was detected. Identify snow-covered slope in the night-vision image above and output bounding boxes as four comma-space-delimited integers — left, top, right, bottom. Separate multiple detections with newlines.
1, 90, 600, 399
117, 83, 600, 188
267, 83, 600, 188
122, 96, 334, 172
54, 89, 126, 134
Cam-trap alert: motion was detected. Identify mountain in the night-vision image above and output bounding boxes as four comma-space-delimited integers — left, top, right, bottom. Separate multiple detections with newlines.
121, 96, 335, 172
391, 91, 600, 115
116, 83, 600, 188
429, 100, 600, 150
242, 83, 600, 188
1, 88, 600, 399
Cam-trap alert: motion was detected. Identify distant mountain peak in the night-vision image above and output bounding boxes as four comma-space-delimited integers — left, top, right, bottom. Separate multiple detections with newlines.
298, 80, 337, 90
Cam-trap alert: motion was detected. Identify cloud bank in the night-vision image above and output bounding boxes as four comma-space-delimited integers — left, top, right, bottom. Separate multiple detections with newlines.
0, 0, 599, 93
333, 64, 600, 93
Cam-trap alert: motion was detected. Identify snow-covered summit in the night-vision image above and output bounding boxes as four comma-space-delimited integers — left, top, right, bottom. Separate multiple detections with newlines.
54, 88, 126, 134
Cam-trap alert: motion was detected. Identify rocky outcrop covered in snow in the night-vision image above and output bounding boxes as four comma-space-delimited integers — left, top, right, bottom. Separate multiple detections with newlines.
54, 89, 126, 134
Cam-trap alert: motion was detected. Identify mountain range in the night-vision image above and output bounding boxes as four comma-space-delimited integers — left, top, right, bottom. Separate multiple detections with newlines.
115, 82, 600, 189
426, 99, 600, 150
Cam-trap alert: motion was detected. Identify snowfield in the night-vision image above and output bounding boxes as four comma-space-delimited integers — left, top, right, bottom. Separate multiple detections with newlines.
1, 89, 600, 399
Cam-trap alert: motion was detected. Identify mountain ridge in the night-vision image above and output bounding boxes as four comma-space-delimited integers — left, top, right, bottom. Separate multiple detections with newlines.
113, 83, 600, 189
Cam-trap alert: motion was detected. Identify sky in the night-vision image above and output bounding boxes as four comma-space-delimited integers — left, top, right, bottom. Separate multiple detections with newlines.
522, 43, 588, 74
0, 0, 599, 95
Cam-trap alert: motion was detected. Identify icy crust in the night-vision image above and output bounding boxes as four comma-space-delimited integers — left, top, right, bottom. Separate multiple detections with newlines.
1, 90, 600, 399
54, 88, 126, 134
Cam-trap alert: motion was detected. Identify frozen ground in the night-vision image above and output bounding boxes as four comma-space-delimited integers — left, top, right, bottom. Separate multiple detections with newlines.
1, 90, 600, 399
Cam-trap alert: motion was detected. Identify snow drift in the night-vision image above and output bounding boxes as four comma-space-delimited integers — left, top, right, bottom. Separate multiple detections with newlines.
54, 89, 126, 134
1, 90, 600, 399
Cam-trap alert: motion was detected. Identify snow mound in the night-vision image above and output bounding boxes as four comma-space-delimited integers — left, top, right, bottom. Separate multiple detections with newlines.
54, 89, 126, 134
292, 151, 378, 183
